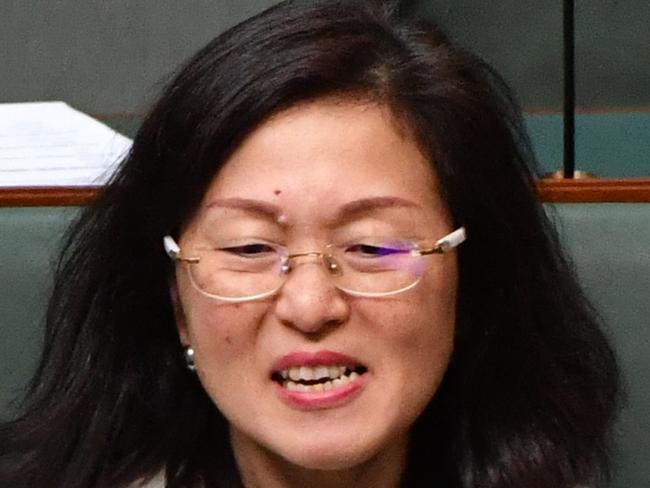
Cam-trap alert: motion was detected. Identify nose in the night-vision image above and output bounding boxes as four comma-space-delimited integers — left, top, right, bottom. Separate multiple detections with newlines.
273, 257, 350, 335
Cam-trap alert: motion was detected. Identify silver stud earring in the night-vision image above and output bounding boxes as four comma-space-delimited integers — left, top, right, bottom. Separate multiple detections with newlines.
183, 346, 196, 371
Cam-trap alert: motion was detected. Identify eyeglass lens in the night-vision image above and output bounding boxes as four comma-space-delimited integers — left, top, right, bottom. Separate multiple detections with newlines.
185, 239, 428, 299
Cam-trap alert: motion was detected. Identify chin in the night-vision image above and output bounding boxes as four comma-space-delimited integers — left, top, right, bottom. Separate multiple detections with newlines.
268, 429, 391, 472
281, 446, 374, 471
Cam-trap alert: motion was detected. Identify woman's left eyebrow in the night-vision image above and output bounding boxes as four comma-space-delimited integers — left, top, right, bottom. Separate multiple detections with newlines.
332, 196, 421, 224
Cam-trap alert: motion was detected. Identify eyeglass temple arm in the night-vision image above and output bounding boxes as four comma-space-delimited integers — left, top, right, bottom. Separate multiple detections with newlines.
420, 227, 467, 255
163, 236, 200, 263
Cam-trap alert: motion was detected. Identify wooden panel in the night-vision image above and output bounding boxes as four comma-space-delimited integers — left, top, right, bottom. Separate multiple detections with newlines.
0, 187, 98, 207
537, 178, 650, 202
1, 179, 650, 207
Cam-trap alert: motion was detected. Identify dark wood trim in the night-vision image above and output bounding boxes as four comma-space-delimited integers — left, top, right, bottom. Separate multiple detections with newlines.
1, 179, 650, 207
537, 178, 650, 202
0, 187, 99, 207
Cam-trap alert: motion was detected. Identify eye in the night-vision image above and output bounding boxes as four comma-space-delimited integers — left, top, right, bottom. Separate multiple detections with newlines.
221, 243, 277, 257
346, 242, 411, 258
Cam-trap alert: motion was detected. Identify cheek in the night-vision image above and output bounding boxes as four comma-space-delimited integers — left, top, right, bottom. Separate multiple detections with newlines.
181, 298, 261, 366
177, 266, 251, 349
399, 304, 455, 413
383, 275, 456, 346
353, 295, 455, 432
181, 300, 269, 409
368, 281, 456, 395
389, 301, 455, 371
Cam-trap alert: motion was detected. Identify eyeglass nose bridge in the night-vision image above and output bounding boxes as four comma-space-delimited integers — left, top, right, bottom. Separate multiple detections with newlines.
280, 250, 342, 276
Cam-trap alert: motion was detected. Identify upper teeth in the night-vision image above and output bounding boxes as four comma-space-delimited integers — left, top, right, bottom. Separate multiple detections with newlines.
281, 365, 348, 381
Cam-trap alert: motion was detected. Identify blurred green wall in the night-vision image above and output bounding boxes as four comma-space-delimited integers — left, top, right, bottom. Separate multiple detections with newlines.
1, 0, 280, 114
408, 0, 650, 109
2, 1, 648, 114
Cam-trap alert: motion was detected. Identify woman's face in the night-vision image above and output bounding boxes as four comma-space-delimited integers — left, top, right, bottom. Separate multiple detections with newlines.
173, 100, 458, 472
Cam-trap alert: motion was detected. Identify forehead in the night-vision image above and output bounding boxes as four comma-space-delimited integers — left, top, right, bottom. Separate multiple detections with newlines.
199, 99, 448, 226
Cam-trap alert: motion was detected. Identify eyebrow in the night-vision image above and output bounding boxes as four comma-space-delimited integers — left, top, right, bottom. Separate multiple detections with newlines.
204, 195, 421, 224
333, 196, 422, 224
205, 198, 282, 221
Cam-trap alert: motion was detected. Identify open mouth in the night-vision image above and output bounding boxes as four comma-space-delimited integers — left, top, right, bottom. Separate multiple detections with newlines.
272, 364, 368, 393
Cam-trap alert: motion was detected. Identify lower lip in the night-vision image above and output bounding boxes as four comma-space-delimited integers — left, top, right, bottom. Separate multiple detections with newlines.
275, 374, 367, 411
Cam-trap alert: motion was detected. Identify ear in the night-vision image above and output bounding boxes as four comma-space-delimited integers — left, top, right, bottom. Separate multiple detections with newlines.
169, 281, 190, 346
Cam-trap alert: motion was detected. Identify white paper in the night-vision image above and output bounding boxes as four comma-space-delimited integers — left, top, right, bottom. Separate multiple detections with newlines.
0, 101, 133, 187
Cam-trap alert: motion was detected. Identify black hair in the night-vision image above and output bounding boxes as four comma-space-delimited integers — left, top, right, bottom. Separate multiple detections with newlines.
0, 1, 620, 487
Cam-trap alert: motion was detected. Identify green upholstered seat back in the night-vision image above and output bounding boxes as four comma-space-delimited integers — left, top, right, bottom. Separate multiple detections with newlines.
0, 207, 78, 417
548, 203, 650, 487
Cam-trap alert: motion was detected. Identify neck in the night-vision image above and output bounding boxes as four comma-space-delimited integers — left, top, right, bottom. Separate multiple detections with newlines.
230, 429, 409, 488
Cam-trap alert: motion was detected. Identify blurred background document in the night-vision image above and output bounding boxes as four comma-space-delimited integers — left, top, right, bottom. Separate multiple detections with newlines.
0, 102, 132, 187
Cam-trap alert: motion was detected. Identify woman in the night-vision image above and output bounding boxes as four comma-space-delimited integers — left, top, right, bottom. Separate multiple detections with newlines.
0, 1, 620, 487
